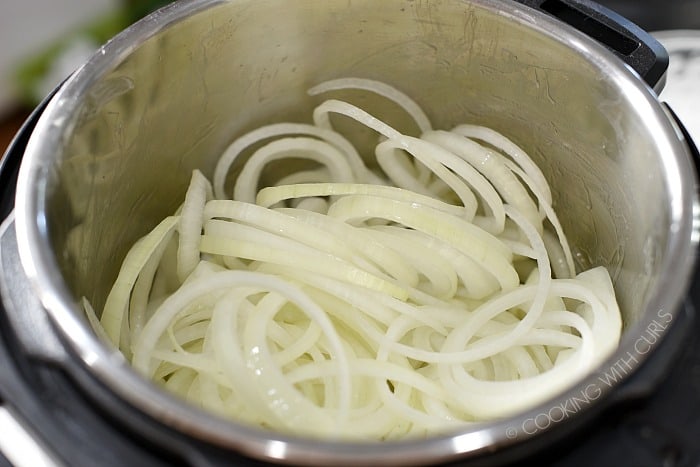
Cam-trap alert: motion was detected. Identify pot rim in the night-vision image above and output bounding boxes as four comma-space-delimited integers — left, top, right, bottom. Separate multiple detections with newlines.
11, 0, 700, 464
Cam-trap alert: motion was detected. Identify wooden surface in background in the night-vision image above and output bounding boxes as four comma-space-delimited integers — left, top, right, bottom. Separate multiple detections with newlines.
0, 109, 31, 157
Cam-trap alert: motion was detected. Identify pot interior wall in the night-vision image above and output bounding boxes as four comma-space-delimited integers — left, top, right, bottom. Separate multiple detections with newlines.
48, 0, 669, 334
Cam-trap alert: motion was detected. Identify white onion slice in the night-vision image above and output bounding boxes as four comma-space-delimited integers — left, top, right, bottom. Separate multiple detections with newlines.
96, 79, 622, 440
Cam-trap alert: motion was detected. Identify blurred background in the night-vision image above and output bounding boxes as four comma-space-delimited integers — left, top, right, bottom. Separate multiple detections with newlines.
0, 0, 173, 149
1, 0, 699, 153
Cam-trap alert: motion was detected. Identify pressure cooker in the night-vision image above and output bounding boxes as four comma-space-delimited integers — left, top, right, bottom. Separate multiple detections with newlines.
0, 0, 698, 465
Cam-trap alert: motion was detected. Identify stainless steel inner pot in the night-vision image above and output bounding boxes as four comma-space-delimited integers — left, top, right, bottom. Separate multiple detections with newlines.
10, 0, 698, 465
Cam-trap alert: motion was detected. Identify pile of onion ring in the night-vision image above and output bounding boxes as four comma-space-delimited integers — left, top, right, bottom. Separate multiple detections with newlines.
92, 78, 621, 440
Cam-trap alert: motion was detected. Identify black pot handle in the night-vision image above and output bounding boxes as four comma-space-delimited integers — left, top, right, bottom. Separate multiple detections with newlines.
512, 0, 669, 90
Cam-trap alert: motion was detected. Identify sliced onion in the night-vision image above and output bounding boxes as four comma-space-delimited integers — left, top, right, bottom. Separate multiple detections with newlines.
97, 79, 622, 440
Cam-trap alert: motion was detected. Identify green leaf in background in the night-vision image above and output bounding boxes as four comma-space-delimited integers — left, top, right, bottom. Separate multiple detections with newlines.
14, 0, 176, 106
